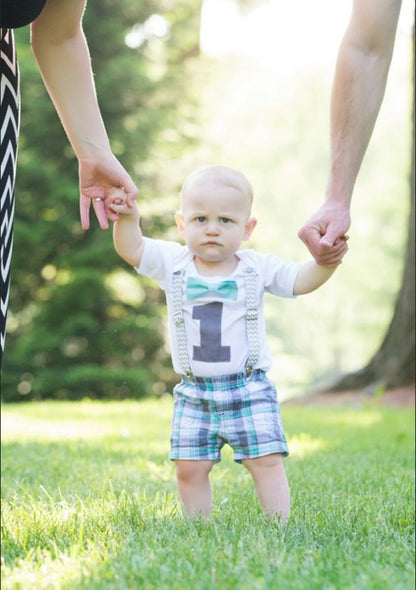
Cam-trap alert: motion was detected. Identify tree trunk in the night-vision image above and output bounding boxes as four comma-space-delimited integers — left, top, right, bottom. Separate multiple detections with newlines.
330, 31, 415, 393
330, 181, 414, 391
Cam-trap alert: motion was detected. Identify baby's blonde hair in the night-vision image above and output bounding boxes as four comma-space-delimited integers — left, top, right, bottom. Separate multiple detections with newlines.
180, 165, 254, 209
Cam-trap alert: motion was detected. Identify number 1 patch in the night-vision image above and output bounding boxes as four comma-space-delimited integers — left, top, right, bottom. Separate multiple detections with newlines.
192, 302, 230, 363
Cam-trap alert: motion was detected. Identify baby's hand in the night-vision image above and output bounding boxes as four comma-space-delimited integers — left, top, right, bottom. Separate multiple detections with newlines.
107, 187, 134, 216
323, 235, 349, 267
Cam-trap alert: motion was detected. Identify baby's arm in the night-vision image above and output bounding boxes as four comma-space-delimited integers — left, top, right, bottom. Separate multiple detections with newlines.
293, 260, 337, 295
294, 234, 348, 295
111, 195, 144, 268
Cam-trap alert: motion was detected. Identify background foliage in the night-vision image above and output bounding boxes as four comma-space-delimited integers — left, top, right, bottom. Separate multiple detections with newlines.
2, 0, 205, 401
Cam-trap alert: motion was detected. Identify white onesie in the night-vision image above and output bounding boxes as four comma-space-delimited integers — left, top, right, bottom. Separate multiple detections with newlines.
136, 237, 300, 378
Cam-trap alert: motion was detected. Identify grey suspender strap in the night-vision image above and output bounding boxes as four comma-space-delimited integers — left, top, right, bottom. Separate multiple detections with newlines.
244, 266, 260, 377
172, 265, 259, 381
172, 270, 194, 382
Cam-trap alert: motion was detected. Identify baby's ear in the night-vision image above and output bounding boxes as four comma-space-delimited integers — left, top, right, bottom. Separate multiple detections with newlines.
243, 217, 257, 241
175, 211, 186, 235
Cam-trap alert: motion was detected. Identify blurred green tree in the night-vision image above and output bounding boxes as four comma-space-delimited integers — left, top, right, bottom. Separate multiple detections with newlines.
2, 0, 203, 401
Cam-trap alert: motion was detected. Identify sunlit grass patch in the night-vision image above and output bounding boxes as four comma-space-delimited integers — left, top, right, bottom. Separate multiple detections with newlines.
1, 400, 414, 589
287, 433, 329, 458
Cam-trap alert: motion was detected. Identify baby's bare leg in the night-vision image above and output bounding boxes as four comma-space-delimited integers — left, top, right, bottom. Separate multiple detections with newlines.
243, 453, 290, 523
175, 460, 215, 518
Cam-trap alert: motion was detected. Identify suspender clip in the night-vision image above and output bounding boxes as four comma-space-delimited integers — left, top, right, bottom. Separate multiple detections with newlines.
184, 370, 195, 384
245, 364, 254, 378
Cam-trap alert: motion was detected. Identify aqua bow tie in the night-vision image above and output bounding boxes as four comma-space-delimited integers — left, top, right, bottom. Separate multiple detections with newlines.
186, 277, 238, 301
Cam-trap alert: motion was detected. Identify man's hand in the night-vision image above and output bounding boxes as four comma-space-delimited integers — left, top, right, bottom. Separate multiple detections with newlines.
79, 154, 139, 230
298, 201, 351, 267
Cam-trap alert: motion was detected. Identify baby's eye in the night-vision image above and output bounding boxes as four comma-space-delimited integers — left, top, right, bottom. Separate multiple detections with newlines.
220, 217, 232, 224
195, 216, 206, 223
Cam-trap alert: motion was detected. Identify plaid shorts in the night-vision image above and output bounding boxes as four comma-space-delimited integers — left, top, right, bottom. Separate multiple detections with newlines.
169, 370, 289, 463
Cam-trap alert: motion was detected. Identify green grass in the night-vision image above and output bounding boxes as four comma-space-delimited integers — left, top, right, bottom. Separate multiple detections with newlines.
1, 399, 414, 590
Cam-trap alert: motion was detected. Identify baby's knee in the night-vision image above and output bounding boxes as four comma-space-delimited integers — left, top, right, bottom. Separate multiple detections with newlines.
175, 460, 214, 482
243, 452, 285, 473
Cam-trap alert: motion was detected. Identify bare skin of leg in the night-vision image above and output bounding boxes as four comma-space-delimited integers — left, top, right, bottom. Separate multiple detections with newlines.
243, 453, 290, 523
175, 459, 216, 518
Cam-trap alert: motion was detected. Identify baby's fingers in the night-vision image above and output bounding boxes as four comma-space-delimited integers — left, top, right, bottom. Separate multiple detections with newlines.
109, 202, 132, 215
318, 240, 349, 267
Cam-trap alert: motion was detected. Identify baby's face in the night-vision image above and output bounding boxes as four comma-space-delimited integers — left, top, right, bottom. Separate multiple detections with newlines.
175, 176, 256, 273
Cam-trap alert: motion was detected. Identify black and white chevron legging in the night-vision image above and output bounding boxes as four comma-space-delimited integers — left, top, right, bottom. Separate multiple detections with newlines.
0, 29, 19, 368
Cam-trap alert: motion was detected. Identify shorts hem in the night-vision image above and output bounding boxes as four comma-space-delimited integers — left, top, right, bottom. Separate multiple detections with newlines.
233, 447, 289, 464
169, 453, 221, 462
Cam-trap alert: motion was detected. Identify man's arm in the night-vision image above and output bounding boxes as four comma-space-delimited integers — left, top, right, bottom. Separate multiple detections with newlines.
298, 0, 402, 263
31, 0, 138, 230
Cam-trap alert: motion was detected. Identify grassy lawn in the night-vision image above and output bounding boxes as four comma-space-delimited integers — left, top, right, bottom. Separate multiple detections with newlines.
1, 398, 414, 590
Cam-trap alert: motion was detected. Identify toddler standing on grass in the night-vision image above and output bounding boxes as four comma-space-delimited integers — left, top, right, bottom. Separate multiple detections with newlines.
110, 165, 348, 522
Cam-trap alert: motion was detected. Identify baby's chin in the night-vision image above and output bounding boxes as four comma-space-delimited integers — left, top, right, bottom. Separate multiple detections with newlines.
193, 252, 238, 272
194, 250, 227, 263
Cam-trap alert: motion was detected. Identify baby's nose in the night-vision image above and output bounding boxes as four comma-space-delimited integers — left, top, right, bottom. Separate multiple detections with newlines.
206, 221, 220, 234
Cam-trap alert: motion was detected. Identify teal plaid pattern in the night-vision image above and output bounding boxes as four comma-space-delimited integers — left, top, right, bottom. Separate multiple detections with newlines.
169, 370, 289, 463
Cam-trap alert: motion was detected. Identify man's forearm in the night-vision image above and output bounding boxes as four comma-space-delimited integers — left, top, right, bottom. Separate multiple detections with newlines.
326, 0, 402, 205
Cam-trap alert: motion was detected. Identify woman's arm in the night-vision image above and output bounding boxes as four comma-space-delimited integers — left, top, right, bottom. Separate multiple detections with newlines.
31, 0, 138, 229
